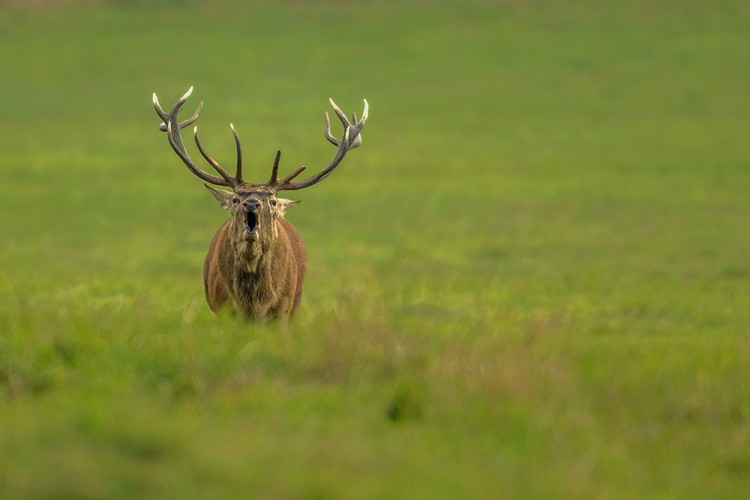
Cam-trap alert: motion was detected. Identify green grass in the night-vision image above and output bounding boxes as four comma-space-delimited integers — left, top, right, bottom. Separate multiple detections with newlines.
2, 0, 750, 497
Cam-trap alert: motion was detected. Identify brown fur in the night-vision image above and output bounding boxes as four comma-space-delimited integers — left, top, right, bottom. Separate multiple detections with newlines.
202, 187, 307, 321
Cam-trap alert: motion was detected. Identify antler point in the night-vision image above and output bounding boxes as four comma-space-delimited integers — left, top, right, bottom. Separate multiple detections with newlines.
179, 86, 194, 101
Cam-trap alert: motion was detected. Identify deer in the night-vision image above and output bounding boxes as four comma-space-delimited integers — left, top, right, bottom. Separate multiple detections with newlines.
152, 87, 368, 322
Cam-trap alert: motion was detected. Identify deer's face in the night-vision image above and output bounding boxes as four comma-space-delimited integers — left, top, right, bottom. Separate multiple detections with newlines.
205, 185, 299, 243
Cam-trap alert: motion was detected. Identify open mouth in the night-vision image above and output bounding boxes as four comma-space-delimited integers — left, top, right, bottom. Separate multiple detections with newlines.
245, 211, 259, 234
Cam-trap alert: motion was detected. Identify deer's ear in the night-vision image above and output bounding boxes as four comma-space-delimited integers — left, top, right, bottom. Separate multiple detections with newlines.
277, 198, 300, 216
204, 184, 234, 211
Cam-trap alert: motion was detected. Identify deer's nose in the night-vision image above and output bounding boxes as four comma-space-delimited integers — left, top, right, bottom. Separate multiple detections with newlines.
243, 200, 260, 212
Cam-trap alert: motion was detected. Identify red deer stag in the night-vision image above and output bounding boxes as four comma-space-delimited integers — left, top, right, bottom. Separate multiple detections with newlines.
153, 87, 368, 321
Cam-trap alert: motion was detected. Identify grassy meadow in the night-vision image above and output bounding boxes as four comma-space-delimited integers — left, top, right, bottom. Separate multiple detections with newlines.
1, 0, 750, 497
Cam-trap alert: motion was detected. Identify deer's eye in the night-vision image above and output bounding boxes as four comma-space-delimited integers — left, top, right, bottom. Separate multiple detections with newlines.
270, 200, 277, 207
233, 198, 240, 204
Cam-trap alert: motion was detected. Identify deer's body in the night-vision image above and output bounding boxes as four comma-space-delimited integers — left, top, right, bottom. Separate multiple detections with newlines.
153, 87, 367, 321
204, 215, 307, 318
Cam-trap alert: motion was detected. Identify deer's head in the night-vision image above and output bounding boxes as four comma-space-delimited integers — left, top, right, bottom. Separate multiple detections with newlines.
153, 87, 367, 251
204, 183, 298, 249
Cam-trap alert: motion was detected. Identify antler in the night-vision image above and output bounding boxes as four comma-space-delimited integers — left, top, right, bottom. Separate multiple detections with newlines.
153, 87, 243, 188
273, 98, 368, 192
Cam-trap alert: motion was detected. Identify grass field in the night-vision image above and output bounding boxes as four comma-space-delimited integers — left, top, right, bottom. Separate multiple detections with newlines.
1, 0, 750, 498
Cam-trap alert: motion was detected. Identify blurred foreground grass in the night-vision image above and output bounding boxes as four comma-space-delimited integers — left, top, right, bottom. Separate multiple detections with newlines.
1, 0, 750, 498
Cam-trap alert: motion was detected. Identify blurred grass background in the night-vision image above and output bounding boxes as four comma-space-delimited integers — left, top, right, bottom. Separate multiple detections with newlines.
1, 0, 750, 498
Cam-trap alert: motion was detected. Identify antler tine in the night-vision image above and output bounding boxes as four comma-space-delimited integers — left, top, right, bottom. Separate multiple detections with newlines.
230, 124, 244, 184
153, 87, 240, 188
267, 150, 307, 187
193, 126, 238, 186
324, 111, 339, 147
352, 99, 368, 149
268, 150, 281, 185
275, 98, 367, 192
361, 98, 369, 122
277, 165, 307, 186
329, 98, 349, 128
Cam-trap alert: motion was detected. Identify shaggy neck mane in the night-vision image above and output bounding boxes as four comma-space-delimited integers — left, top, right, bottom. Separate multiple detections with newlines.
226, 219, 287, 311
230, 221, 278, 273
233, 259, 279, 313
